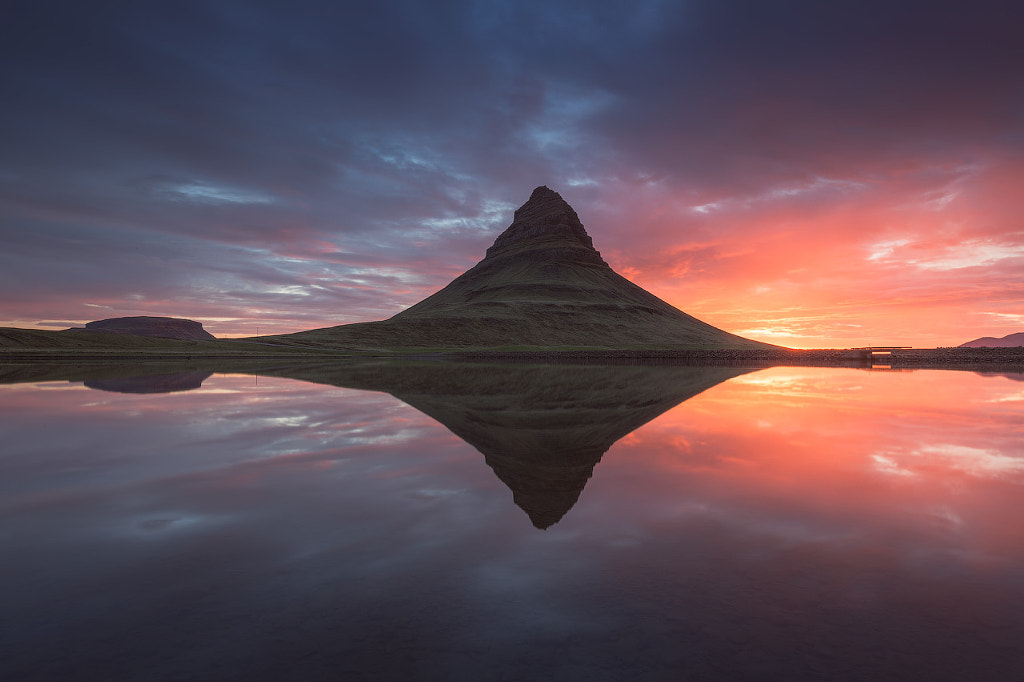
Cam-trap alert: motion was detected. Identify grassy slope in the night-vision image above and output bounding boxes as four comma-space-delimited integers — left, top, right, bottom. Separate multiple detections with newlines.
0, 328, 213, 350
269, 241, 775, 352
0, 328, 343, 356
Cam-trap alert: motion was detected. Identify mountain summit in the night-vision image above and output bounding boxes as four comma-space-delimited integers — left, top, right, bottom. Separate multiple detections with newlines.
277, 187, 770, 350
485, 185, 599, 259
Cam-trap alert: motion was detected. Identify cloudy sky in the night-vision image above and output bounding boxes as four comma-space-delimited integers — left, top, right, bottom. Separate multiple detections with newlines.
2, 0, 1021, 347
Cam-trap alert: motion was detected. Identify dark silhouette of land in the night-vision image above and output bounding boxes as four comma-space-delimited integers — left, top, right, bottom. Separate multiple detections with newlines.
84, 371, 213, 394
0, 187, 768, 355
260, 186, 771, 351
961, 332, 1024, 348
0, 186, 1021, 369
80, 316, 216, 340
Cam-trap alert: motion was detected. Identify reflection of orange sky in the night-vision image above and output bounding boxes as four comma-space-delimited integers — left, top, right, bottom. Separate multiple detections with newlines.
600, 368, 1024, 557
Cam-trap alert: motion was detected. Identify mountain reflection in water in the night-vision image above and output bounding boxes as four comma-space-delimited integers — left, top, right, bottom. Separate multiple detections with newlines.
0, 360, 750, 528
1, 362, 1023, 681
85, 371, 214, 394
253, 362, 752, 528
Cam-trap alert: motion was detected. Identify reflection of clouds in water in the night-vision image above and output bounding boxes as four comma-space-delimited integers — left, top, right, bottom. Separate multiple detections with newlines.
871, 444, 1024, 480
0, 382, 92, 392
131, 514, 208, 536
930, 506, 965, 530
2, 366, 1024, 679
984, 389, 1024, 403
871, 453, 916, 477
263, 415, 311, 427
917, 444, 1024, 478
598, 366, 1024, 571
0, 375, 448, 499
730, 373, 810, 389
728, 369, 865, 400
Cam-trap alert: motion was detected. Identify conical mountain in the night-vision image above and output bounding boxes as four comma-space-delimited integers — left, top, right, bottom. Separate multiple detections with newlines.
389, 364, 753, 528
0, 358, 754, 528
215, 360, 755, 528
276, 186, 769, 350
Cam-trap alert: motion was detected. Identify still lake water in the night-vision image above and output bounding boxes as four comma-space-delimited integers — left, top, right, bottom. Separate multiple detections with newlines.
1, 362, 1023, 681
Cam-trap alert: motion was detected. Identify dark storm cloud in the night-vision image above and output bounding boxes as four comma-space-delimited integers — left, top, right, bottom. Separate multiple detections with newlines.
1, 1, 1021, 336
587, 1, 1024, 189
0, 1, 670, 212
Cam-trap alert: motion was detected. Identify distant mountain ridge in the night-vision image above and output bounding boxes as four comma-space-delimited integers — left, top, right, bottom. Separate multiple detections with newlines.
960, 332, 1024, 348
272, 186, 771, 350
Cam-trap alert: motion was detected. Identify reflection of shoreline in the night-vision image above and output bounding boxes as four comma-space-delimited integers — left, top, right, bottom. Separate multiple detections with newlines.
1, 351, 1021, 389
2, 359, 1022, 527
85, 371, 213, 394
252, 362, 754, 528
0, 359, 752, 528
0, 344, 1021, 371
448, 347, 1024, 373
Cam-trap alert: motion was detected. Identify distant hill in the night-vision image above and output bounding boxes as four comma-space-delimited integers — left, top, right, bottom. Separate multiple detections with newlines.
960, 332, 1024, 348
80, 316, 216, 340
271, 186, 772, 351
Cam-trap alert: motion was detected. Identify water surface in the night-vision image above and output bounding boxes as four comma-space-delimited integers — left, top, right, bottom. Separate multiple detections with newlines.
1, 363, 1022, 680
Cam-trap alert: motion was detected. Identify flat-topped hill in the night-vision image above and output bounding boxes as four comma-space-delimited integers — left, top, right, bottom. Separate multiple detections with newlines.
271, 187, 772, 351
83, 316, 216, 340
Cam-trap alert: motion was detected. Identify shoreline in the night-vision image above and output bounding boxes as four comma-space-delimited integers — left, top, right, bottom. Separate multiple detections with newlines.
448, 346, 1024, 369
0, 346, 1021, 372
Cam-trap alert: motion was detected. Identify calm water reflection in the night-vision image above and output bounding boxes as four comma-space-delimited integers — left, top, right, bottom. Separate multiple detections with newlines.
1, 363, 1022, 681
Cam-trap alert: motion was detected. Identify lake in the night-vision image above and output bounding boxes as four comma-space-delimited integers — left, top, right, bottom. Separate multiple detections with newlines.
1, 362, 1023, 681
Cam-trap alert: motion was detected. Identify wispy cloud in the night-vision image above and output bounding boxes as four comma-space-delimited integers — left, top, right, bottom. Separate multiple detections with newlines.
162, 181, 277, 206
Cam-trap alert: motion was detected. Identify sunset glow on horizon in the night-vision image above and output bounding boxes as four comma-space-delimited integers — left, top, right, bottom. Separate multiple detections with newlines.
2, 2, 1021, 348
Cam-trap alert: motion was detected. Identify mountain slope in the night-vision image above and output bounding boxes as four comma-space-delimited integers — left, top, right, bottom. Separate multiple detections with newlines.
273, 186, 773, 350
961, 332, 1024, 348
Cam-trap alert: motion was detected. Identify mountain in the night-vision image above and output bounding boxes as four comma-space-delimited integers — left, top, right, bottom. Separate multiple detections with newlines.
79, 316, 216, 340
1, 358, 748, 528
387, 364, 751, 528
271, 186, 771, 350
214, 360, 754, 528
961, 332, 1024, 348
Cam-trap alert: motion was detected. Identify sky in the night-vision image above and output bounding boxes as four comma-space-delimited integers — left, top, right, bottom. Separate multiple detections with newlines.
1, 0, 1022, 348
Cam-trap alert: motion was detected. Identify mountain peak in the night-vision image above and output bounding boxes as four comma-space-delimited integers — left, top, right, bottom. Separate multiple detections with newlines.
485, 186, 598, 260
515, 185, 574, 223
299, 186, 772, 350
